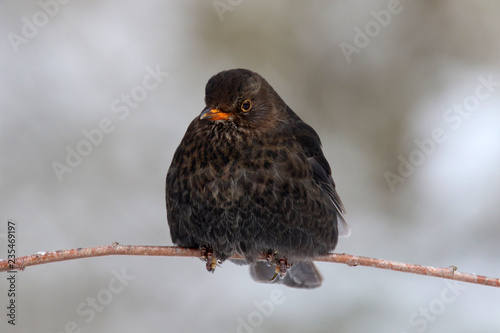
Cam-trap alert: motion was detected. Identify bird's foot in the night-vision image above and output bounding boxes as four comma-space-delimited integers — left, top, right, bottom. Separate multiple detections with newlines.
200, 246, 219, 273
265, 251, 276, 263
270, 258, 292, 282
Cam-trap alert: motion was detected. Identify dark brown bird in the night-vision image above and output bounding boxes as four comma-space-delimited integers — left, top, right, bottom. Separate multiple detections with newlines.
166, 69, 348, 288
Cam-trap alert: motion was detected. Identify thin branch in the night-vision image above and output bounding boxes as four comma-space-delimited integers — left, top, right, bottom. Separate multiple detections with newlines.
1, 243, 498, 288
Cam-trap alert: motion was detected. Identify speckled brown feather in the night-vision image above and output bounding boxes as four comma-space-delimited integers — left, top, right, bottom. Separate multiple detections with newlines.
166, 69, 346, 288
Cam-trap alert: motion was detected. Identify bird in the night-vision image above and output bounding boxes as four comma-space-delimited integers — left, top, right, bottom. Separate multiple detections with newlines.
165, 68, 349, 288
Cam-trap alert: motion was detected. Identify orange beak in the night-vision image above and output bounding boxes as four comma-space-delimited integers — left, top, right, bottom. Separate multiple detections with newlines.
199, 108, 232, 121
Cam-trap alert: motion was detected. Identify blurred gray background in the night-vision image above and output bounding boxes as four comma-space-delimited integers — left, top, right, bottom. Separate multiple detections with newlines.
1, 1, 500, 332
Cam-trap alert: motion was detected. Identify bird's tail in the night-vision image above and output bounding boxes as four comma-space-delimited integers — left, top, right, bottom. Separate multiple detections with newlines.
249, 261, 323, 289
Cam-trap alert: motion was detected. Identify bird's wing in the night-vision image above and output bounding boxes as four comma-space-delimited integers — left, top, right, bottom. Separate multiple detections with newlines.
292, 118, 350, 237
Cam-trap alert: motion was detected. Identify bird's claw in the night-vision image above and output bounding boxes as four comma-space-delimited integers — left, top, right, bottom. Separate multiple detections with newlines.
265, 251, 276, 263
269, 258, 292, 282
207, 257, 218, 272
200, 246, 219, 273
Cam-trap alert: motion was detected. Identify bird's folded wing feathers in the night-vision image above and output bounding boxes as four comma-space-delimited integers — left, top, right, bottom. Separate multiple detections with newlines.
293, 120, 351, 237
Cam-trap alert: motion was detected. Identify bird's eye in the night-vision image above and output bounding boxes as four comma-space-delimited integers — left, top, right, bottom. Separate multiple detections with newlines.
241, 100, 252, 112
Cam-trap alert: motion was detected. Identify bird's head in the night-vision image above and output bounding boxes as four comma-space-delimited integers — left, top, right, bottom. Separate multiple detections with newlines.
199, 69, 284, 131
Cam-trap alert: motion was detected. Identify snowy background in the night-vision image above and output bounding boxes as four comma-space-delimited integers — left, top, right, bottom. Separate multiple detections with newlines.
1, 1, 500, 332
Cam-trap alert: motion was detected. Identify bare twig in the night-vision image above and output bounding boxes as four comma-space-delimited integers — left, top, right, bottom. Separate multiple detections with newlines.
1, 243, 498, 287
